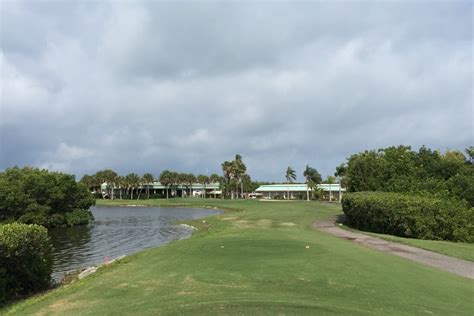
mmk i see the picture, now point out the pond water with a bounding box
[49,206,221,281]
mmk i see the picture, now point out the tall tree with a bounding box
[241,174,255,197]
[308,179,321,199]
[142,173,154,199]
[116,175,125,199]
[90,173,102,195]
[159,170,172,199]
[222,161,235,199]
[326,176,336,202]
[125,173,140,200]
[170,172,179,198]
[187,174,196,197]
[285,166,297,200]
[334,163,347,202]
[210,173,220,198]
[197,175,209,198]
[335,163,347,185]
[234,154,247,198]
[178,173,187,197]
[79,174,93,190]
[303,165,322,201]
[103,170,118,200]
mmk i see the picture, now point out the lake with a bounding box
[49,206,221,281]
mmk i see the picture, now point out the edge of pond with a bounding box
[1,202,234,313]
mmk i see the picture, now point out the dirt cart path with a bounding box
[313,219,474,280]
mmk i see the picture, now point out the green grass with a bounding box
[2,199,473,315]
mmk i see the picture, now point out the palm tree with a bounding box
[210,173,220,198]
[303,165,322,201]
[91,173,102,196]
[125,173,140,200]
[197,175,209,198]
[142,173,154,199]
[137,175,144,200]
[241,174,251,198]
[176,173,185,197]
[159,170,172,199]
[234,154,247,198]
[116,175,125,199]
[103,169,118,200]
[334,163,347,202]
[326,176,336,202]
[285,166,297,200]
[307,179,317,200]
[170,172,179,198]
[187,174,196,197]
[303,165,312,202]
[222,161,234,199]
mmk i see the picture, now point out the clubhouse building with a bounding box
[255,183,345,201]
[101,182,221,198]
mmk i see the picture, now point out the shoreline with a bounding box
[50,204,220,284]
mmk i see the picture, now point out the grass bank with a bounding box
[3,199,473,315]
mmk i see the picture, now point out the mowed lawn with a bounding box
[3,199,473,315]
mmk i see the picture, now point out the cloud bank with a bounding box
[1,1,472,181]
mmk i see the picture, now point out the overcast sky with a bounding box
[1,1,472,181]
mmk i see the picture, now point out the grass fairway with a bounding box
[3,199,473,315]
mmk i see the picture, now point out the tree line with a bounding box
[80,170,222,200]
[79,154,260,200]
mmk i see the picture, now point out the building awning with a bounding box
[255,184,345,192]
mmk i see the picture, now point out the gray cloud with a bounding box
[1,1,472,181]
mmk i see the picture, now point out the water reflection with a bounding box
[49,206,220,281]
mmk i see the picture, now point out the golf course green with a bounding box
[3,199,473,315]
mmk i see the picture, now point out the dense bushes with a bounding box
[342,192,474,242]
[17,209,94,227]
[0,223,52,304]
[64,209,94,226]
[0,167,95,227]
[344,146,474,207]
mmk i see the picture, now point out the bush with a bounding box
[0,167,95,227]
[64,209,94,227]
[0,223,52,304]
[18,211,66,227]
[342,192,474,242]
[17,211,50,227]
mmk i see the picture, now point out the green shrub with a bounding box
[0,223,52,305]
[18,211,66,227]
[341,192,474,242]
[64,209,94,227]
[0,167,95,227]
[17,211,50,227]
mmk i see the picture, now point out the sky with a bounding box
[1,1,473,182]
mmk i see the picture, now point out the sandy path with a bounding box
[313,219,474,280]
